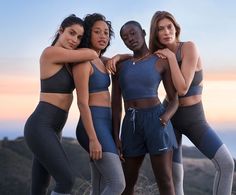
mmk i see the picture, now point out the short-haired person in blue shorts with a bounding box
[111,20,179,195]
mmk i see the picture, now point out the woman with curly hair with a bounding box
[72,13,126,195]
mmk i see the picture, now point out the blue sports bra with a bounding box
[176,42,203,98]
[118,55,162,101]
[41,65,75,94]
[89,63,110,93]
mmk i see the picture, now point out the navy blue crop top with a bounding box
[118,55,161,101]
[89,63,110,93]
[41,66,75,94]
[176,42,203,98]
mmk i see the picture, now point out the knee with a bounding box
[173,147,182,164]
[159,180,173,193]
[172,162,184,183]
[55,174,75,193]
[119,176,126,192]
[158,174,173,190]
[110,176,126,194]
[221,154,235,173]
[213,145,235,173]
[31,178,50,195]
[64,174,75,192]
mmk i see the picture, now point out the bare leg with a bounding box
[150,150,175,195]
[122,155,145,195]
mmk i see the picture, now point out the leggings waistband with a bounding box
[89,106,111,119]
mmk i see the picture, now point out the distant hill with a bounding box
[0,137,235,195]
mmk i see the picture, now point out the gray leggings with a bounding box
[171,102,234,195]
[76,106,125,195]
[90,153,125,195]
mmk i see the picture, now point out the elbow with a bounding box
[178,91,187,96]
[77,100,88,110]
[167,93,179,106]
[174,98,179,107]
[177,87,188,96]
[173,96,179,108]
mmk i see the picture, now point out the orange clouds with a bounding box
[0,73,236,126]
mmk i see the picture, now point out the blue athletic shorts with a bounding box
[121,104,177,157]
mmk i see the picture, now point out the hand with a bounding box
[154,48,174,59]
[115,137,125,162]
[154,51,167,59]
[159,116,168,127]
[89,139,102,160]
[105,55,120,74]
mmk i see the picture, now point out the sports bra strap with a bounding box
[176,42,184,64]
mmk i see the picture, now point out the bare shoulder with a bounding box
[182,41,199,56]
[156,57,168,67]
[40,46,59,60]
[41,46,55,56]
[72,61,92,79]
[73,61,91,70]
[40,46,51,64]
[158,57,168,64]
[155,57,169,73]
[183,41,198,51]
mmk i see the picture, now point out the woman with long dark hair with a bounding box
[24,14,98,195]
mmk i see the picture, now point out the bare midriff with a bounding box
[89,91,111,107]
[124,97,161,110]
[40,93,73,111]
[179,95,202,107]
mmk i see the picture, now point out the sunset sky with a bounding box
[0,0,236,140]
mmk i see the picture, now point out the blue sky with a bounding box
[1,0,236,76]
[1,1,236,156]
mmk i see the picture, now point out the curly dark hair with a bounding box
[79,13,114,56]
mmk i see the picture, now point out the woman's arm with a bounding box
[111,71,124,161]
[40,46,98,65]
[156,41,199,96]
[160,59,179,125]
[72,61,102,160]
[105,53,132,74]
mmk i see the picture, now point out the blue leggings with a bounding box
[171,101,223,162]
[76,106,125,195]
[170,101,234,195]
[24,102,74,195]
